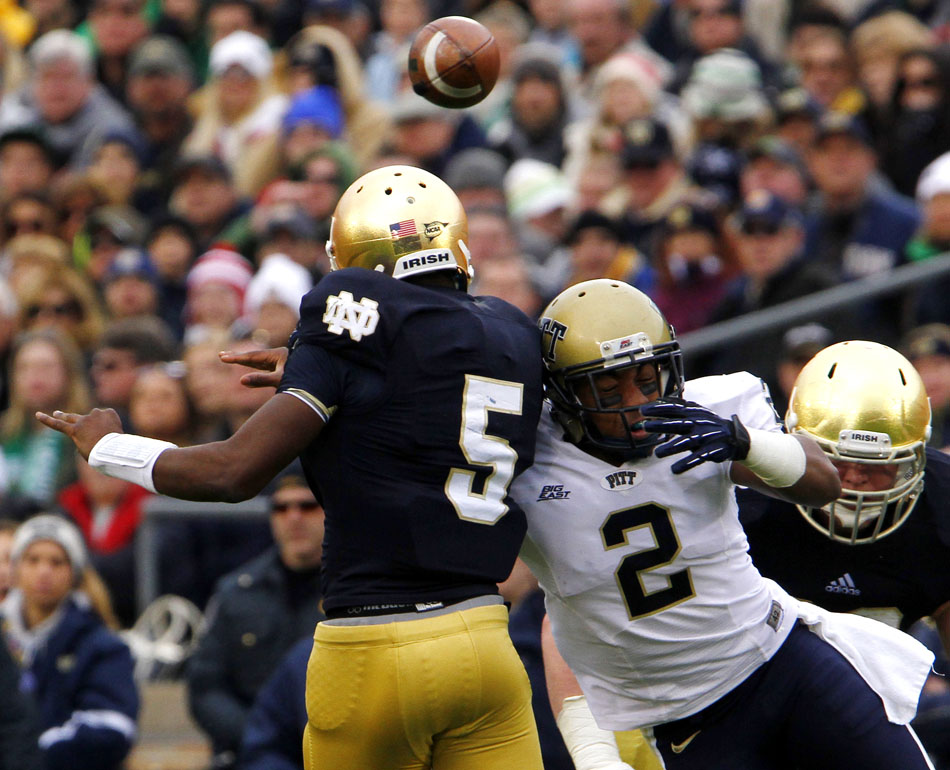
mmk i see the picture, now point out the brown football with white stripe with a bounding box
[407,16,500,109]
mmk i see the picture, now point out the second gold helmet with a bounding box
[787,340,931,544]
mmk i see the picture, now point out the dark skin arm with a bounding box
[36,390,324,503]
[729,434,841,508]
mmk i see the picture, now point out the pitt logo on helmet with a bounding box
[323,291,380,342]
[539,317,568,361]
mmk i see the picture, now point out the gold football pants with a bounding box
[303,601,543,770]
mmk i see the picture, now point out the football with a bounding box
[407,16,500,109]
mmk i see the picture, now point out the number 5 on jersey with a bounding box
[446,375,523,525]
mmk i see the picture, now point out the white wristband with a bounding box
[556,696,631,770]
[88,432,176,494]
[739,429,806,488]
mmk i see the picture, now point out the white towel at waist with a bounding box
[795,601,935,724]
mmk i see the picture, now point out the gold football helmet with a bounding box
[539,279,684,454]
[787,340,931,544]
[327,165,473,287]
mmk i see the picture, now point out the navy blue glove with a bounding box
[640,400,751,474]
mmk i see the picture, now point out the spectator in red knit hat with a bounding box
[184,248,253,344]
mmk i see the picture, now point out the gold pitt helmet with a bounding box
[787,340,931,544]
[327,165,473,287]
[538,279,684,454]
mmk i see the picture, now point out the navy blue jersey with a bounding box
[278,269,544,612]
[739,447,950,629]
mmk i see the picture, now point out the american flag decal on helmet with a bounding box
[390,220,418,238]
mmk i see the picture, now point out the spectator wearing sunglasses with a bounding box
[700,189,850,403]
[16,268,106,356]
[0,192,58,249]
[186,464,325,770]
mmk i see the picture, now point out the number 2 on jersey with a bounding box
[445,375,523,525]
[602,503,695,620]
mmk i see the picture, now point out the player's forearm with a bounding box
[152,443,267,502]
[733,435,840,507]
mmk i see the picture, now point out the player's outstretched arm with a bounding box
[219,347,289,389]
[36,393,324,502]
[641,401,840,507]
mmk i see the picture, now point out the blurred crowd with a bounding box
[0,0,949,766]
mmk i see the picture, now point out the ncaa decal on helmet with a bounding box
[538,279,684,455]
[787,340,931,544]
[326,165,473,287]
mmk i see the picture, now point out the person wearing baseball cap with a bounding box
[1,513,138,769]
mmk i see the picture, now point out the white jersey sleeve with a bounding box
[513,373,799,731]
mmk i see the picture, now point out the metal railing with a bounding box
[135,496,269,616]
[677,252,950,357]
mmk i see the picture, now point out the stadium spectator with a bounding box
[90,316,177,425]
[128,362,195,445]
[613,117,710,255]
[441,147,509,211]
[1,514,138,769]
[57,456,152,627]
[651,201,733,335]
[804,111,920,286]
[504,158,573,267]
[0,331,90,513]
[0,127,57,201]
[282,25,391,167]
[0,609,42,770]
[143,215,199,339]
[363,0,429,104]
[242,253,312,347]
[183,248,253,344]
[183,31,287,197]
[100,248,162,322]
[1,29,136,169]
[706,189,846,408]
[551,208,653,299]
[488,45,571,168]
[739,134,811,207]
[251,204,326,280]
[566,0,670,104]
[85,0,151,105]
[16,268,105,355]
[387,89,488,178]
[881,46,950,198]
[124,36,196,206]
[186,468,325,770]
[0,192,58,250]
[168,155,251,254]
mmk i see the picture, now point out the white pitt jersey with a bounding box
[514,372,800,731]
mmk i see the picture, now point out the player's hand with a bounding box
[641,400,751,474]
[219,347,288,388]
[34,407,122,460]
